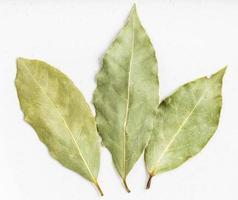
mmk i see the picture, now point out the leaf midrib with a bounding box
[22,62,96,182]
[122,15,135,178]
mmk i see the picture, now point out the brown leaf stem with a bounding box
[123,179,131,193]
[95,181,104,196]
[146,174,153,189]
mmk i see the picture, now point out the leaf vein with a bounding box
[122,16,135,178]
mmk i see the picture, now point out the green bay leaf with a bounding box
[15,58,103,195]
[145,67,226,188]
[93,5,159,191]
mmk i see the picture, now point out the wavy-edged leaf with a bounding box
[93,5,159,191]
[145,67,226,188]
[15,58,103,195]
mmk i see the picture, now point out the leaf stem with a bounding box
[123,179,131,193]
[94,181,104,196]
[146,174,153,189]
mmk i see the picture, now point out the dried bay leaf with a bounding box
[15,58,103,196]
[93,5,159,191]
[145,67,226,188]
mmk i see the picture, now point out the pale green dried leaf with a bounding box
[15,58,103,195]
[93,5,159,191]
[145,67,226,188]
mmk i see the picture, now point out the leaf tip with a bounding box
[130,3,137,16]
[132,3,137,9]
[211,66,227,80]
[218,65,227,75]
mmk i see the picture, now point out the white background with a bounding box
[0,0,237,199]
